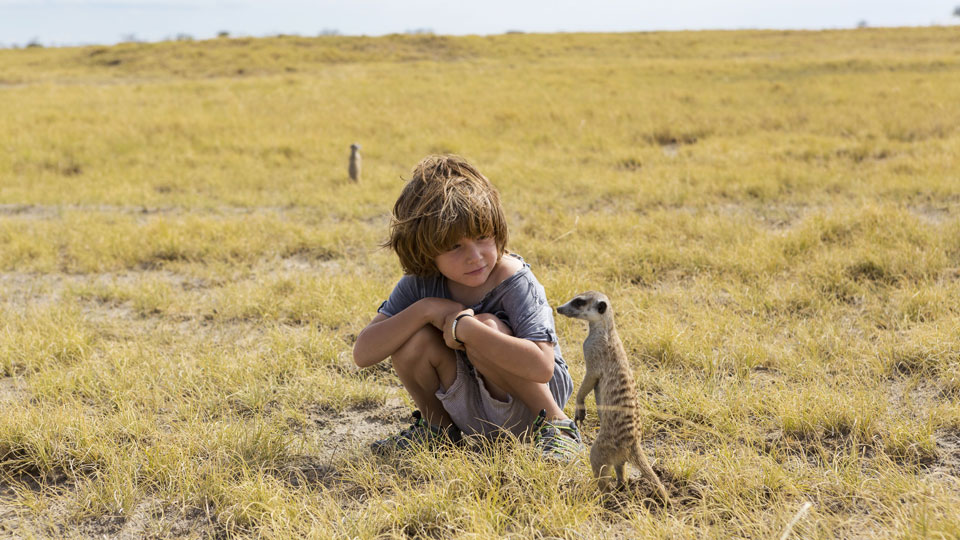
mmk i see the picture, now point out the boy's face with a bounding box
[434,236,499,289]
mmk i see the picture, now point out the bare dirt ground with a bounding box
[934,429,960,478]
[0,378,20,406]
[0,490,26,540]
[0,488,225,540]
[307,397,411,459]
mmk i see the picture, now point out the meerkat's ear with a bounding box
[596,301,607,314]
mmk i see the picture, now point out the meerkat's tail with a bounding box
[630,443,671,506]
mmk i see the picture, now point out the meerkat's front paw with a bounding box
[574,406,586,424]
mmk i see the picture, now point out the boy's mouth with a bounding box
[466,266,487,276]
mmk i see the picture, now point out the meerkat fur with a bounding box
[557,291,670,503]
[349,143,362,182]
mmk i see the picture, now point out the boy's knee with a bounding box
[392,325,446,367]
[474,313,513,336]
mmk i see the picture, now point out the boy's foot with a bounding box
[531,409,584,461]
[371,410,462,456]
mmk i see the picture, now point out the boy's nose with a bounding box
[463,241,481,262]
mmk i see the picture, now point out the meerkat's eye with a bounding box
[571,298,586,308]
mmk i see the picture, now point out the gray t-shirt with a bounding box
[378,255,568,371]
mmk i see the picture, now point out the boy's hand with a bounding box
[443,308,475,351]
[424,298,465,330]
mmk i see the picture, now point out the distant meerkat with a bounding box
[557,291,670,503]
[348,143,361,182]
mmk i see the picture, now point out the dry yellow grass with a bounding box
[1,27,959,538]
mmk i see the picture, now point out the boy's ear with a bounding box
[596,301,607,314]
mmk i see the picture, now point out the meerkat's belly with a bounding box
[595,373,640,442]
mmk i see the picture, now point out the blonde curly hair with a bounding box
[386,154,509,276]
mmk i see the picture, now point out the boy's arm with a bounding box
[448,313,556,383]
[353,297,464,368]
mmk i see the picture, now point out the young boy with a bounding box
[352,154,582,459]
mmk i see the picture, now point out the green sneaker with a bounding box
[531,409,584,461]
[371,410,462,456]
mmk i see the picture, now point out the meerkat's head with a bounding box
[556,291,612,322]
[351,143,361,152]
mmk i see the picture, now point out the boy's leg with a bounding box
[391,324,459,428]
[467,314,582,459]
[467,314,567,421]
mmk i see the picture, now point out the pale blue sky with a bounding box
[1,0,956,48]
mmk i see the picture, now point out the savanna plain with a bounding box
[1,27,959,539]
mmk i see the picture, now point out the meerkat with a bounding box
[348,143,361,182]
[557,291,670,503]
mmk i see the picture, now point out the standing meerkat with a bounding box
[557,291,670,503]
[348,143,361,182]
